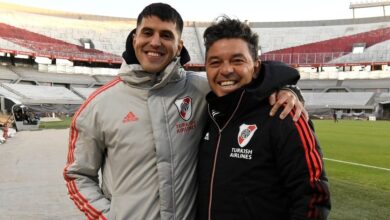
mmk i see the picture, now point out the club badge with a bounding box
[175,96,192,121]
[237,124,258,147]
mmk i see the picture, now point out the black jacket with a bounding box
[198,61,331,220]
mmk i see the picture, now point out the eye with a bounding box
[232,58,245,65]
[161,32,174,40]
[207,59,221,67]
[141,29,153,37]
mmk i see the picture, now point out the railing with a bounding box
[0,47,122,64]
[260,51,390,66]
[2,47,390,66]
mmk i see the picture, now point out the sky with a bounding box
[1,0,389,22]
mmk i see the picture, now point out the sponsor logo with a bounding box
[229,124,258,160]
[204,132,209,140]
[175,96,192,121]
[122,111,138,123]
[230,148,252,160]
[176,120,196,133]
[211,110,220,118]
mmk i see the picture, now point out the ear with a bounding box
[176,39,184,57]
[132,29,138,48]
[253,59,261,78]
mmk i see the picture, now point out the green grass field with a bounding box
[313,120,390,220]
[39,118,390,219]
[38,117,73,129]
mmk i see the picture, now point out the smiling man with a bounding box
[63,3,307,220]
[198,17,331,220]
[205,37,260,97]
[132,15,183,73]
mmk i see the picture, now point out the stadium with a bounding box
[0,1,389,220]
[1,1,390,127]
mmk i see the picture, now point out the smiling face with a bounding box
[205,38,260,97]
[133,15,183,73]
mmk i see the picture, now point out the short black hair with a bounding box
[203,16,259,61]
[137,3,184,36]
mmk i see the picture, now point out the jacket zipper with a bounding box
[208,132,221,220]
[207,91,245,220]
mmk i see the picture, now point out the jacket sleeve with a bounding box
[63,103,111,220]
[273,112,331,220]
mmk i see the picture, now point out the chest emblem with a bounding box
[238,124,258,147]
[122,111,138,123]
[175,96,192,121]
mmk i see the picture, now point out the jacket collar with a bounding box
[118,58,185,89]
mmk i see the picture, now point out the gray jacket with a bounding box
[64,58,209,220]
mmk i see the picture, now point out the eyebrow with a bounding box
[207,53,246,61]
[160,30,175,37]
[230,53,246,59]
[139,27,174,34]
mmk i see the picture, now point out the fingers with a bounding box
[269,101,281,117]
[269,90,290,117]
[303,108,309,122]
[268,92,276,106]
[269,95,292,118]
[269,89,302,120]
[278,97,295,119]
[292,105,302,122]
[269,94,286,117]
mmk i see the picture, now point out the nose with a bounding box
[150,33,161,47]
[220,62,234,76]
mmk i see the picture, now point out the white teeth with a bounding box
[220,81,235,86]
[148,52,160,57]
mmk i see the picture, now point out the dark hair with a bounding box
[203,17,259,61]
[137,3,184,36]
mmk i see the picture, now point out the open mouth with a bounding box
[219,80,237,87]
[147,51,163,57]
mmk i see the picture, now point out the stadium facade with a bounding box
[0,2,390,120]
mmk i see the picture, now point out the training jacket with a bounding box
[198,61,331,220]
[63,45,210,219]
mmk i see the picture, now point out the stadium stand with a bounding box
[7,65,98,86]
[0,82,83,115]
[303,92,375,108]
[0,2,389,120]
[341,78,390,92]
[262,27,390,64]
[0,85,22,101]
[0,65,19,83]
[1,83,83,104]
[298,78,390,93]
[331,39,390,63]
[252,18,390,65]
[0,22,121,63]
[92,74,117,84]
[181,23,205,65]
[0,37,34,53]
[303,92,376,118]
[72,87,98,100]
[298,80,340,92]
